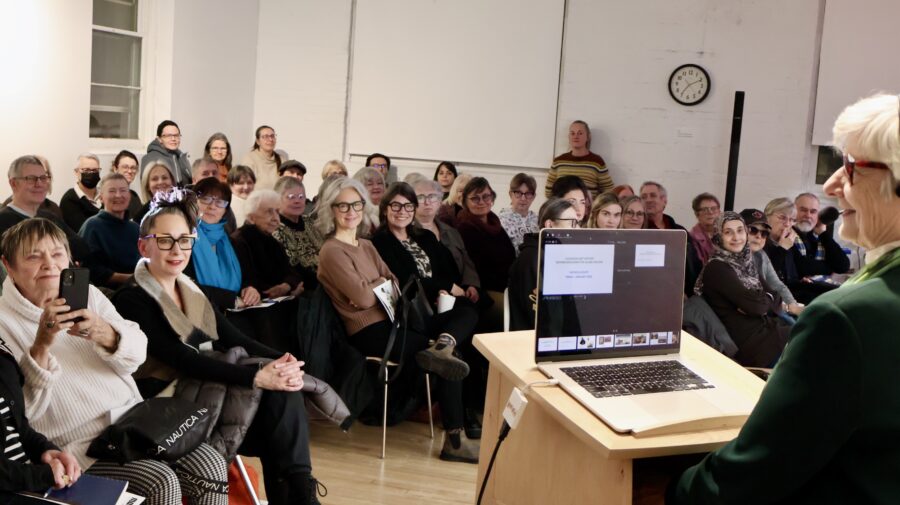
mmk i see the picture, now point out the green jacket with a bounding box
[672,259,900,504]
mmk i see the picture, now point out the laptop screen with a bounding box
[534,228,687,362]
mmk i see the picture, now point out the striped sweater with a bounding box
[545,151,614,198]
[0,278,147,469]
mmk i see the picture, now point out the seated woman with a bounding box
[111,192,323,505]
[0,218,229,505]
[587,192,623,229]
[135,162,175,223]
[271,176,318,290]
[78,173,141,287]
[498,173,539,253]
[549,175,591,227]
[508,199,578,331]
[352,167,386,206]
[227,165,256,226]
[741,208,804,318]
[693,212,790,367]
[433,161,457,200]
[110,150,143,218]
[620,195,646,229]
[455,177,517,332]
[437,172,472,228]
[316,177,478,463]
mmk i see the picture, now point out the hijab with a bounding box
[694,211,762,295]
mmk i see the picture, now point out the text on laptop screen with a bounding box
[535,229,686,361]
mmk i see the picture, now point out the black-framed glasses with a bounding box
[511,190,535,199]
[143,234,197,250]
[842,153,891,185]
[553,218,581,228]
[417,193,442,204]
[370,163,388,169]
[160,133,182,139]
[388,202,416,213]
[14,175,51,185]
[748,226,770,238]
[333,200,365,213]
[198,195,229,209]
[468,194,495,205]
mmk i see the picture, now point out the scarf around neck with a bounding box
[194,219,242,292]
[695,211,762,295]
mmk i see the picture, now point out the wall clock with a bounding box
[668,64,711,106]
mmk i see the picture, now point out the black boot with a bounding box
[289,472,327,505]
[464,408,482,440]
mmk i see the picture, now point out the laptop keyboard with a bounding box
[561,360,714,398]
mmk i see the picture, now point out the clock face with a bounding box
[668,64,710,106]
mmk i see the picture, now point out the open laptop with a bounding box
[535,228,756,436]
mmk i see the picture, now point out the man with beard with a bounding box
[793,193,850,277]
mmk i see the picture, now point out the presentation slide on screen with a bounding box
[542,244,615,295]
[635,244,666,267]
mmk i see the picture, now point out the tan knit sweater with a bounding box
[240,149,282,191]
[317,238,397,336]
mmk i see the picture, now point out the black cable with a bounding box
[477,421,512,505]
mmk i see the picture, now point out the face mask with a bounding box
[81,171,101,189]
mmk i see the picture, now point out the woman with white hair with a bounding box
[672,93,900,503]
[352,166,386,206]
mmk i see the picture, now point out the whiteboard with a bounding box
[812,0,900,146]
[346,0,565,168]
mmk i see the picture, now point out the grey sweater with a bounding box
[754,250,797,305]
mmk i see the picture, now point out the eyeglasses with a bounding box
[259,134,277,141]
[115,165,138,172]
[842,153,891,184]
[160,133,182,139]
[416,193,442,204]
[773,213,795,224]
[468,193,495,205]
[370,163,388,169]
[143,234,197,250]
[284,193,306,201]
[624,210,645,218]
[554,218,581,228]
[388,202,416,213]
[77,168,100,173]
[748,226,770,238]
[198,195,229,209]
[14,175,52,185]
[333,200,365,213]
[511,190,535,199]
[697,206,720,214]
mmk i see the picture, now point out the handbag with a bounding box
[87,397,213,463]
[377,276,432,384]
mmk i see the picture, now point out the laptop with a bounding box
[535,228,756,436]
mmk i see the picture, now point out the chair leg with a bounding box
[381,381,389,459]
[235,455,261,505]
[425,373,434,439]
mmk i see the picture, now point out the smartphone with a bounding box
[59,268,90,323]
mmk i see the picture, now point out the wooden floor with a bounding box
[244,420,479,504]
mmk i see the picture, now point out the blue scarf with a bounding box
[193,219,242,293]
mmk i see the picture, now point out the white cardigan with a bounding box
[0,277,147,468]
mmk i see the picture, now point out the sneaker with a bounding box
[416,334,470,381]
[439,430,480,464]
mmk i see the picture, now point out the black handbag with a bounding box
[87,397,213,463]
[377,276,432,384]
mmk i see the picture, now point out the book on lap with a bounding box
[13,474,142,505]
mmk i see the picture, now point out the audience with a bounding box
[0,218,229,505]
[612,184,635,198]
[135,162,175,223]
[498,173,539,253]
[508,198,578,331]
[203,132,233,182]
[366,152,396,185]
[1,155,63,221]
[241,125,284,190]
[694,212,790,367]
[793,192,850,277]
[271,176,318,290]
[110,150,143,218]
[111,194,323,504]
[588,192,623,229]
[279,159,307,182]
[78,173,140,287]
[140,120,191,186]
[321,159,348,179]
[434,161,458,199]
[59,153,102,232]
[353,166,386,206]
[438,172,472,227]
[549,175,591,227]
[620,195,646,229]
[689,192,721,264]
[315,177,477,462]
[640,181,684,230]
[228,164,256,226]
[545,120,614,198]
[741,208,804,317]
[456,177,516,332]
[191,156,219,185]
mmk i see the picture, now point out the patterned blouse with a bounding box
[498,207,538,254]
[272,215,322,270]
[401,239,433,278]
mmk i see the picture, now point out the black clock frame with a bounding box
[668,64,711,106]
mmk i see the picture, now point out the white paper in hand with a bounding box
[373,279,399,322]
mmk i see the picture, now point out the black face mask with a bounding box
[81,171,101,189]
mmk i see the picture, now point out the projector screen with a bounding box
[812,0,900,146]
[346,0,565,168]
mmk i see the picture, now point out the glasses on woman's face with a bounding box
[388,201,416,213]
[259,134,277,141]
[333,200,365,213]
[511,190,535,200]
[774,213,795,224]
[417,193,442,204]
[469,193,494,205]
[842,153,891,184]
[624,210,645,219]
[554,218,580,228]
[198,195,229,209]
[748,226,770,238]
[143,234,196,250]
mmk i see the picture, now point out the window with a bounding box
[815,145,842,185]
[90,0,142,139]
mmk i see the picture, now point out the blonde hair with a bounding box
[588,192,623,228]
[445,172,472,205]
[314,177,379,237]
[764,197,794,218]
[322,159,347,178]
[832,93,900,197]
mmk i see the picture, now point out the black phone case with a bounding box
[59,268,90,320]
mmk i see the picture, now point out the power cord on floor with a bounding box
[476,379,559,505]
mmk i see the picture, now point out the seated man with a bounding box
[78,173,141,287]
[793,192,850,277]
[191,156,220,186]
[640,181,685,230]
[59,153,102,232]
[278,159,307,182]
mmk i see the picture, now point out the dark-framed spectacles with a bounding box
[333,200,365,213]
[388,202,416,213]
[842,153,891,185]
[511,190,535,199]
[14,174,52,185]
[370,163,388,169]
[198,195,229,209]
[143,234,197,250]
[553,218,581,228]
[468,193,495,205]
[416,193,442,204]
[748,226,770,238]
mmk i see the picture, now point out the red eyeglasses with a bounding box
[842,153,891,184]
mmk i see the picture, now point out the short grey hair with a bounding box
[764,197,794,217]
[76,153,101,167]
[832,93,900,199]
[314,177,379,237]
[403,172,429,186]
[274,175,304,195]
[8,155,44,179]
[353,166,384,185]
[640,181,667,198]
[794,192,819,204]
[245,189,280,218]
[412,178,443,195]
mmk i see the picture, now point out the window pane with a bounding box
[816,145,842,185]
[90,85,140,139]
[92,31,141,87]
[93,0,138,31]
